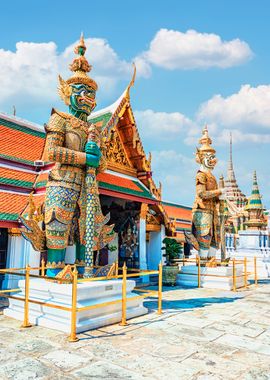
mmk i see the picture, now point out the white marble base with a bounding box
[177,264,245,290]
[4,278,147,333]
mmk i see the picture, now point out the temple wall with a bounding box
[139,218,147,271]
[3,234,40,289]
[65,245,76,264]
[147,225,166,270]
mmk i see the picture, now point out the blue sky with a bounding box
[0,0,269,208]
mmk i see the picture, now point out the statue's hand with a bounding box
[219,188,227,201]
[85,141,100,156]
[86,153,100,168]
[85,141,101,167]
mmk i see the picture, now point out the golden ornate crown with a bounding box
[66,33,98,90]
[58,33,98,105]
[195,125,216,163]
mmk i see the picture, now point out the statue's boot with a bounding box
[76,243,86,277]
[46,248,66,277]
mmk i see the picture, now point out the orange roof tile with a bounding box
[0,167,36,188]
[0,124,45,165]
[163,204,192,221]
[0,192,28,220]
[97,172,143,192]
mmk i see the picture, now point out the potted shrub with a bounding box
[162,237,183,286]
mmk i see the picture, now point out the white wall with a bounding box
[147,225,165,270]
[139,218,147,270]
[3,235,40,289]
[65,245,76,264]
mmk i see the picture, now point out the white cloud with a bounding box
[195,84,270,144]
[151,149,197,205]
[134,109,196,140]
[0,41,58,102]
[0,36,148,113]
[0,30,253,118]
[198,84,270,128]
[139,29,253,70]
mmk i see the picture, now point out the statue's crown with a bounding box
[195,125,216,163]
[66,33,98,90]
[198,125,215,154]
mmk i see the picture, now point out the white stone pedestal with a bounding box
[4,278,147,333]
[235,230,270,279]
[177,265,245,290]
[232,250,270,279]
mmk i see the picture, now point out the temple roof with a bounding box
[89,88,127,129]
[0,191,29,222]
[162,201,192,241]
[224,133,247,208]
[0,113,45,167]
[0,166,36,190]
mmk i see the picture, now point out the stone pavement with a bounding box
[0,282,270,380]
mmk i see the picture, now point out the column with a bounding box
[139,204,148,283]
[23,239,40,274]
[3,230,24,289]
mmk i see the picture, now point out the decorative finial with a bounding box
[126,63,137,98]
[69,33,92,77]
[198,124,215,155]
[74,32,86,56]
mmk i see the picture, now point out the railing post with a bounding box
[244,257,248,288]
[254,257,258,286]
[120,262,128,326]
[197,255,201,288]
[41,258,45,277]
[21,265,32,328]
[115,260,119,277]
[68,265,79,342]
[232,258,236,292]
[157,262,162,315]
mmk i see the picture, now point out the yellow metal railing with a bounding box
[173,255,258,292]
[0,261,163,342]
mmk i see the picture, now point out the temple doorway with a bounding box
[99,195,141,269]
[0,229,8,289]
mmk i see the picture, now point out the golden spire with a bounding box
[66,33,98,90]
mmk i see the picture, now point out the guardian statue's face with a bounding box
[70,83,96,116]
[202,152,217,170]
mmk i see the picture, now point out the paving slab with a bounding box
[0,358,54,380]
[72,360,149,379]
[215,333,270,355]
[1,282,270,379]
[40,349,93,371]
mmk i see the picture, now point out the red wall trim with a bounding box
[0,221,19,228]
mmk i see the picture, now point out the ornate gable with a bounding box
[103,127,135,176]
